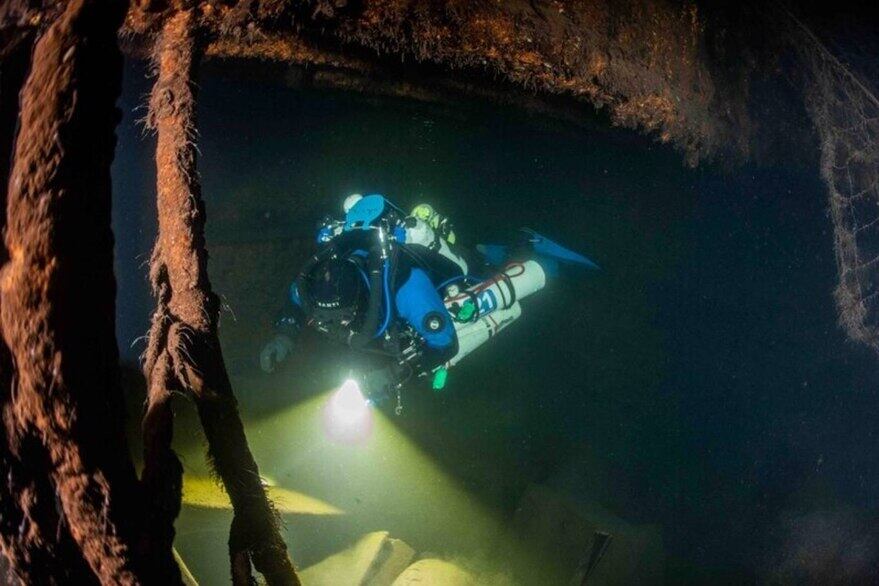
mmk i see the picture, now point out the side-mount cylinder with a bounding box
[441,260,546,368]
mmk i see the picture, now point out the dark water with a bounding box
[112,61,879,584]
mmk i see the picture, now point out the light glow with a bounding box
[180,475,344,515]
[226,387,559,585]
[323,378,373,444]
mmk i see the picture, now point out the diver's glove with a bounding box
[259,334,294,373]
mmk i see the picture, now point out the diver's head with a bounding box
[411,203,435,222]
[343,193,363,213]
[305,258,366,326]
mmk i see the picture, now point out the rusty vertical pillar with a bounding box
[144,9,300,586]
[0,31,95,586]
[0,0,149,583]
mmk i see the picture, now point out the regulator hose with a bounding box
[347,242,384,349]
[373,258,392,339]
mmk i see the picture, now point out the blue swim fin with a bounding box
[476,244,510,267]
[520,228,600,270]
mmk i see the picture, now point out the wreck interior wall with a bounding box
[109,58,879,583]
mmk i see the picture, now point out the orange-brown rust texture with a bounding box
[143,9,300,586]
[0,0,147,583]
[329,0,740,164]
[137,12,189,585]
[122,0,745,164]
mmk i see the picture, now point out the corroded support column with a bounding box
[0,0,148,583]
[144,9,300,586]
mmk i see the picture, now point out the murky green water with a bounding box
[112,61,879,584]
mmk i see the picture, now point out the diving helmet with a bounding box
[305,258,366,326]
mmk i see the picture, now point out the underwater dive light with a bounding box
[323,378,373,444]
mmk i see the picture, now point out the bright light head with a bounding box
[323,378,373,444]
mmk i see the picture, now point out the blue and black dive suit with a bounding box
[276,222,467,373]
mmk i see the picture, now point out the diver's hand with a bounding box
[259,334,294,373]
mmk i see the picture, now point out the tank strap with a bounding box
[497,271,517,309]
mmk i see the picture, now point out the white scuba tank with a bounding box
[441,260,546,367]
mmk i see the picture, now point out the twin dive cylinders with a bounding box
[441,260,546,368]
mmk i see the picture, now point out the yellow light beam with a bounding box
[181,475,345,515]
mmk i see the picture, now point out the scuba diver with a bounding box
[260,193,597,409]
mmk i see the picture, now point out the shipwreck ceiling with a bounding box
[118,0,753,165]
